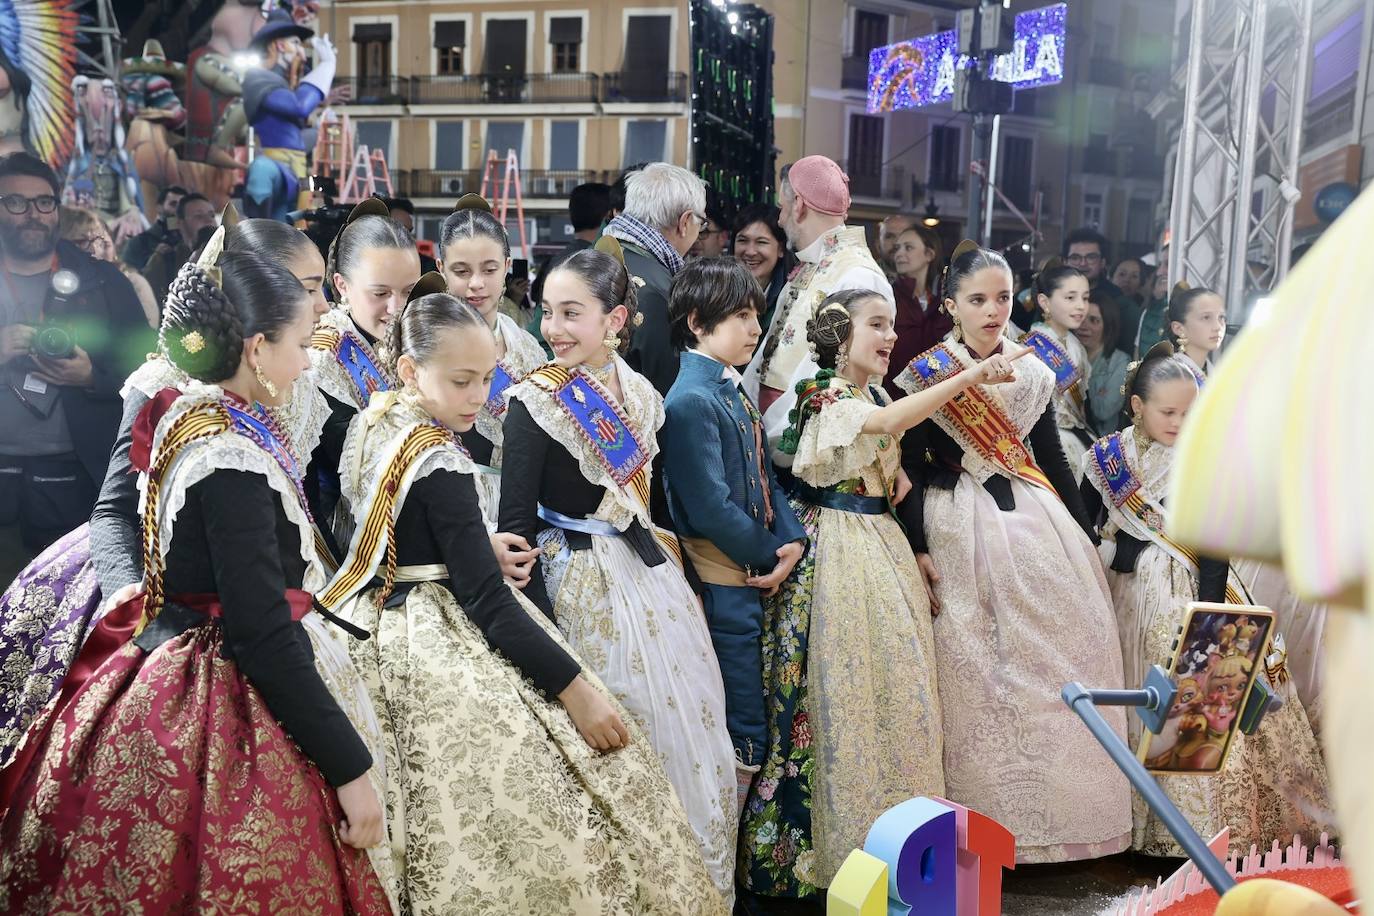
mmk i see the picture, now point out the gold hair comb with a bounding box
[453,193,493,214]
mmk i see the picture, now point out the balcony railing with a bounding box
[839,161,908,203]
[394,169,603,199]
[337,72,689,107]
[841,55,871,91]
[339,75,410,106]
[410,73,601,105]
[1082,144,1118,175]
[599,71,689,104]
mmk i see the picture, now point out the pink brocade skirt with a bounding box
[0,624,391,914]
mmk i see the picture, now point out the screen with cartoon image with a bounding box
[1137,604,1274,775]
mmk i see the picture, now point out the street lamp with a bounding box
[922,199,940,228]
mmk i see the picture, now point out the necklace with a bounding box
[581,359,616,386]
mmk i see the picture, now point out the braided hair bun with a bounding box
[553,239,641,353]
[807,288,880,370]
[160,251,311,385]
[161,260,244,383]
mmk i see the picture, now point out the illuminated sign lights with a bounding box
[866,3,1067,113]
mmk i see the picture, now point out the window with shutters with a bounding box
[550,17,583,74]
[553,43,579,73]
[847,113,883,198]
[623,120,667,168]
[928,124,961,191]
[434,21,467,76]
[352,23,392,83]
[435,122,465,171]
[1000,135,1033,210]
[1303,9,1362,149]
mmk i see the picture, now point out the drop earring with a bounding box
[603,331,620,354]
[253,364,279,399]
[1132,412,1149,443]
[950,310,963,342]
[836,348,849,373]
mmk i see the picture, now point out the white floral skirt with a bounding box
[546,531,738,903]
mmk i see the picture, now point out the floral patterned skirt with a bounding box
[341,579,729,916]
[0,623,392,914]
[0,524,103,770]
[740,498,945,897]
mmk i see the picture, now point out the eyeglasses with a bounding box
[1066,251,1103,265]
[692,212,709,231]
[0,194,59,215]
[72,234,112,254]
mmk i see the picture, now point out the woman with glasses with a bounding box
[58,206,158,328]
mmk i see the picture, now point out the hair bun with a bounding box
[1172,280,1191,294]
[1141,340,1175,361]
[808,300,852,351]
[453,193,493,213]
[408,271,449,304]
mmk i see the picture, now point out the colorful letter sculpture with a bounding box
[828,796,1015,916]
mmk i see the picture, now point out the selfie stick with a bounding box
[1063,667,1280,896]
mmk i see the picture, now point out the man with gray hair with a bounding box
[602,161,705,394]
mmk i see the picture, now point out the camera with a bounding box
[32,323,75,360]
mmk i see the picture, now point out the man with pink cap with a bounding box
[742,156,892,424]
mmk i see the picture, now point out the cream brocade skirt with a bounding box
[807,505,946,886]
[924,474,1133,863]
[549,533,738,903]
[301,612,400,912]
[340,577,728,916]
[1106,545,1332,857]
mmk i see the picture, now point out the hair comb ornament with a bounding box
[1172,280,1191,294]
[453,193,493,214]
[194,225,228,288]
[219,202,240,231]
[1121,340,1179,396]
[348,197,391,223]
[407,272,449,305]
[1039,255,1064,272]
[594,234,628,268]
[950,239,982,261]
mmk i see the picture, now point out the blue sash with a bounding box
[530,366,650,491]
[485,363,514,419]
[225,401,312,521]
[338,334,390,406]
[1090,431,1140,508]
[538,504,622,538]
[1022,329,1083,394]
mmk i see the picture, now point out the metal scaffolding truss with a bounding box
[1168,0,1313,317]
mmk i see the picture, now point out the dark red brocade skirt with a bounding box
[0,611,391,914]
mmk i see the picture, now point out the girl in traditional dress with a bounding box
[0,242,396,912]
[497,240,738,901]
[1023,261,1094,482]
[1081,343,1331,857]
[739,288,1021,899]
[321,286,728,915]
[1168,286,1227,384]
[310,198,420,549]
[895,241,1132,864]
[434,194,547,527]
[0,216,330,770]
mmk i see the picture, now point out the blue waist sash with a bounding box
[537,505,622,538]
[792,481,887,515]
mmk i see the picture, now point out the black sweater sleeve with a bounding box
[1079,476,1107,531]
[89,391,149,596]
[201,470,371,787]
[419,470,579,698]
[497,398,555,617]
[1197,555,1230,605]
[898,424,930,554]
[1027,402,1097,541]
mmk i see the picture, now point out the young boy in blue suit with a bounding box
[661,259,806,812]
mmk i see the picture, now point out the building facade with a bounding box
[324,0,689,250]
[754,0,1173,266]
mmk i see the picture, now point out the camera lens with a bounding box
[33,326,75,360]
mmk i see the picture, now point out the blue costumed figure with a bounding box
[241,8,334,221]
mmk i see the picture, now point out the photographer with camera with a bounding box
[0,152,152,564]
[120,184,186,271]
[141,192,217,307]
